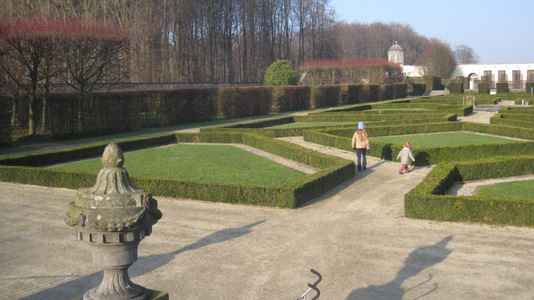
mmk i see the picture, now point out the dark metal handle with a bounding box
[308,269,321,300]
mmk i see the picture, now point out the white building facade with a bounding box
[450,63,534,90]
[388,43,534,91]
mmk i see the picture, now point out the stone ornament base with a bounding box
[74,289,169,300]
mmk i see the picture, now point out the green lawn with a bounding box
[476,180,534,200]
[270,122,354,129]
[371,132,520,147]
[369,108,430,111]
[51,144,307,186]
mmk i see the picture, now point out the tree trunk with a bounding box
[28,95,35,135]
[10,95,18,128]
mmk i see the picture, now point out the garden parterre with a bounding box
[1,95,533,225]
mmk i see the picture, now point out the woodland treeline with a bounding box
[1,0,467,84]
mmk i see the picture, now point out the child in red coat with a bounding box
[397,142,415,174]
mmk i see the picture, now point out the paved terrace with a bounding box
[1,101,534,299]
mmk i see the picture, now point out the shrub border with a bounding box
[200,113,457,138]
[404,156,534,226]
[303,122,534,165]
[0,132,354,208]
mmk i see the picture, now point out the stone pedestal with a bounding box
[77,228,148,300]
[66,144,164,300]
[75,290,169,300]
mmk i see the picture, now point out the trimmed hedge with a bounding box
[496,83,509,94]
[410,95,500,105]
[448,83,464,94]
[200,114,456,138]
[0,134,178,167]
[0,95,12,147]
[47,91,141,139]
[219,86,272,119]
[478,83,489,94]
[303,122,534,165]
[0,132,355,208]
[313,98,471,116]
[497,110,534,125]
[311,85,341,108]
[45,88,220,139]
[499,106,534,114]
[423,76,442,90]
[369,103,473,116]
[412,84,426,96]
[462,122,534,140]
[347,85,367,104]
[404,156,534,226]
[295,113,456,122]
[13,83,409,139]
[271,86,311,112]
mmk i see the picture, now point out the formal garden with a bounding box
[1,85,534,226]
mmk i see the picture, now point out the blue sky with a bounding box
[330,0,534,64]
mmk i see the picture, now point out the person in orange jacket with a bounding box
[351,122,370,171]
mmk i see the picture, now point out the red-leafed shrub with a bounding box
[299,59,404,85]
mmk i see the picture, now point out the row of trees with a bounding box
[1,1,480,138]
[2,0,479,85]
[1,0,336,83]
[0,17,128,135]
[333,21,478,78]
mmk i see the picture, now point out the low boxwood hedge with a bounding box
[295,113,455,122]
[498,107,534,114]
[410,95,500,105]
[303,122,534,165]
[201,114,456,138]
[491,114,534,128]
[320,100,472,116]
[405,156,534,226]
[0,132,355,208]
[461,122,534,140]
[498,113,534,122]
[0,134,178,167]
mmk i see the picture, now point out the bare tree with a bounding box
[1,0,336,84]
[58,18,128,93]
[331,21,430,64]
[455,44,479,64]
[416,39,456,78]
[57,18,129,131]
[0,17,61,135]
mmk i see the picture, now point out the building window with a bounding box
[513,70,521,89]
[484,70,493,88]
[498,70,506,83]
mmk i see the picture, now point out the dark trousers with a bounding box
[356,148,367,171]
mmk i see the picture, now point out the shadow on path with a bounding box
[20,220,266,299]
[300,160,389,207]
[346,235,453,300]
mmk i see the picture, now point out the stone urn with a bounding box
[65,143,163,300]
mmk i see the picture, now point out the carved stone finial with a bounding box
[65,143,162,231]
[65,143,164,299]
[86,144,141,196]
[102,143,124,168]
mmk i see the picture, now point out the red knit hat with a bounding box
[404,142,412,148]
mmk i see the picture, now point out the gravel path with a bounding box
[2,100,534,299]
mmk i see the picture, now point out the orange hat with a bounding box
[404,142,412,148]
